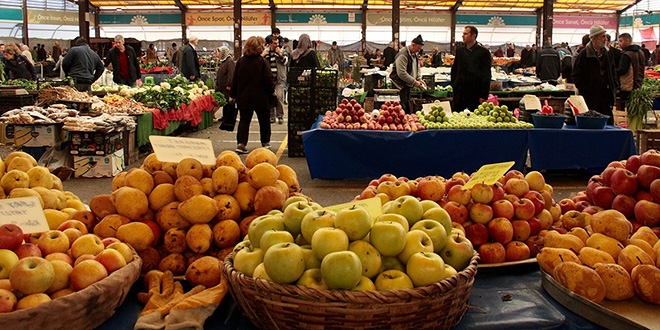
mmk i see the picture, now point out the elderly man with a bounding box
[572,24,618,123]
[389,35,425,113]
[181,35,201,81]
[450,26,492,112]
[104,35,142,86]
[616,33,646,110]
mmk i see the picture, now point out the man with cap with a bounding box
[450,26,492,112]
[389,34,425,113]
[572,24,618,123]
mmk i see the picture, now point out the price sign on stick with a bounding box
[0,197,49,234]
[149,136,216,165]
[462,161,515,190]
[322,197,382,220]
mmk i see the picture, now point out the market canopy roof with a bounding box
[87,0,640,12]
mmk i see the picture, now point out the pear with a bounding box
[579,247,615,268]
[537,247,580,275]
[185,223,213,254]
[631,264,660,305]
[1,169,30,193]
[246,163,280,189]
[624,238,657,261]
[0,155,5,176]
[27,166,54,189]
[276,164,301,193]
[586,233,625,260]
[31,187,59,209]
[544,231,584,253]
[212,165,239,195]
[178,195,219,224]
[94,214,131,238]
[593,263,635,301]
[43,209,70,229]
[8,187,44,208]
[245,147,277,169]
[617,245,655,274]
[590,209,632,242]
[554,261,606,303]
[630,226,659,247]
[116,222,155,252]
[567,227,590,245]
[4,151,37,168]
[6,156,34,172]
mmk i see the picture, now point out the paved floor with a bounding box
[56,112,591,206]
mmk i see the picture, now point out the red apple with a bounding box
[452,171,470,181]
[471,183,494,204]
[0,224,24,250]
[513,198,536,220]
[511,219,531,242]
[503,193,520,204]
[575,200,592,212]
[488,217,514,245]
[550,225,568,234]
[636,165,660,189]
[591,186,616,209]
[585,176,604,202]
[491,182,506,202]
[504,170,525,183]
[537,209,554,230]
[446,184,472,205]
[70,260,108,291]
[444,178,465,194]
[558,198,576,214]
[539,190,554,210]
[651,179,660,203]
[443,201,468,224]
[640,149,660,167]
[56,220,89,235]
[504,178,530,198]
[610,168,639,196]
[464,223,489,247]
[492,199,515,220]
[528,217,542,236]
[608,160,625,168]
[478,242,506,264]
[626,155,642,173]
[525,235,545,257]
[572,192,589,204]
[636,190,655,202]
[101,237,121,248]
[95,249,127,274]
[378,174,398,184]
[416,178,445,202]
[505,241,531,262]
[582,205,604,215]
[45,252,74,266]
[611,194,637,219]
[523,191,546,215]
[630,220,643,233]
[634,200,660,227]
[601,166,618,186]
[469,203,493,224]
[13,243,42,259]
[368,179,379,187]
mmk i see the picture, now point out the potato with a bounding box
[554,261,606,303]
[163,228,188,254]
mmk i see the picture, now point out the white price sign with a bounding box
[149,136,216,165]
[0,197,50,234]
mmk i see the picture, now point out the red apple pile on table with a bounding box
[0,223,134,313]
[355,170,562,264]
[319,99,425,132]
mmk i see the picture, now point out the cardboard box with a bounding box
[73,148,124,178]
[68,130,123,156]
[0,123,12,145]
[122,129,139,166]
[13,124,62,147]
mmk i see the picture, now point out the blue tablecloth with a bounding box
[303,124,637,179]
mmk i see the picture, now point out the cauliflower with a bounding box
[152,85,162,92]
[160,82,171,90]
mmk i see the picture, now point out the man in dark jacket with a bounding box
[62,38,104,93]
[616,33,646,110]
[536,42,561,84]
[104,34,142,86]
[37,44,47,62]
[520,45,532,68]
[181,35,201,81]
[171,42,182,69]
[607,34,622,67]
[641,44,651,65]
[450,26,492,112]
[383,41,396,68]
[572,24,618,124]
[389,35,425,113]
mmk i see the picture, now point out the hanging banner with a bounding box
[28,9,79,25]
[456,14,536,26]
[0,7,23,22]
[275,13,361,24]
[367,12,451,27]
[99,13,180,25]
[185,12,271,26]
[553,15,617,30]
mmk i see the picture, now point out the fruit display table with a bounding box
[97,266,601,329]
[302,124,637,179]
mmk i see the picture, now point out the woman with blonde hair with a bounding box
[231,36,274,153]
[3,42,37,80]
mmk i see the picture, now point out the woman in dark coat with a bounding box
[2,43,37,81]
[231,36,275,153]
[215,46,236,127]
[289,34,320,68]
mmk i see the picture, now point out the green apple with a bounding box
[309,202,323,210]
[348,240,382,278]
[301,245,321,270]
[231,240,252,259]
[374,269,414,290]
[374,213,410,232]
[381,200,395,213]
[406,252,446,287]
[300,210,336,243]
[0,249,20,279]
[260,230,294,254]
[379,256,405,273]
[311,227,349,261]
[387,196,424,226]
[248,215,285,248]
[439,231,475,271]
[320,251,362,290]
[420,200,441,213]
[252,263,272,281]
[335,205,372,241]
[282,196,309,212]
[370,221,406,257]
[263,242,305,284]
[411,219,448,253]
[352,276,376,291]
[422,207,452,237]
[233,245,264,277]
[267,209,283,216]
[296,268,329,290]
[397,230,434,264]
[444,264,457,278]
[295,234,310,246]
[282,202,315,238]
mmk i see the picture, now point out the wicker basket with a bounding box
[222,252,479,330]
[0,252,142,330]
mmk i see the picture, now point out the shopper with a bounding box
[607,34,622,67]
[146,43,157,63]
[616,33,646,110]
[572,24,618,124]
[0,43,5,62]
[536,41,561,84]
[215,46,236,129]
[363,48,373,68]
[520,45,532,67]
[641,44,651,65]
[450,26,491,112]
[31,44,38,62]
[171,42,182,69]
[389,34,425,113]
[289,34,319,68]
[2,43,37,81]
[104,35,142,87]
[181,35,201,81]
[20,44,34,65]
[493,47,504,58]
[37,44,47,62]
[263,34,289,124]
[652,44,660,66]
[431,46,442,67]
[327,41,344,68]
[52,41,62,63]
[231,36,274,154]
[61,38,104,92]
[506,43,516,57]
[530,44,538,66]
[383,41,396,68]
[557,43,573,82]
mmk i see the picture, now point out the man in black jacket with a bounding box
[451,26,492,112]
[181,35,201,81]
[383,42,396,68]
[104,35,142,86]
[62,38,104,93]
[536,42,561,84]
[616,33,646,109]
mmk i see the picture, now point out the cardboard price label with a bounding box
[462,161,515,190]
[149,136,216,165]
[0,196,50,234]
[322,197,382,220]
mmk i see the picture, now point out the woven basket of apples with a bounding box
[222,194,479,330]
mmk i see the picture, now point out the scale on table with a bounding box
[373,89,400,104]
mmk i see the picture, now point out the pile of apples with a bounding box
[355,170,562,264]
[417,110,533,130]
[232,194,475,290]
[84,148,303,277]
[538,209,660,305]
[319,99,425,132]
[0,223,134,312]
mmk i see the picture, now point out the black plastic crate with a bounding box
[287,122,311,158]
[0,95,35,113]
[422,75,436,90]
[288,68,314,87]
[289,86,312,105]
[314,69,339,88]
[288,105,316,122]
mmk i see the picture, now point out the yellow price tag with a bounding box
[322,197,382,220]
[462,161,515,190]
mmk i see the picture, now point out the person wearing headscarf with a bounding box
[289,34,319,68]
[215,46,236,125]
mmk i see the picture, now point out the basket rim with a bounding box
[222,250,479,298]
[531,113,568,117]
[574,114,610,119]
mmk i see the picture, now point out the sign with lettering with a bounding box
[276,13,362,24]
[463,161,515,190]
[28,9,79,25]
[554,15,618,29]
[367,12,451,27]
[149,136,216,165]
[185,12,271,26]
[322,197,382,220]
[0,197,49,234]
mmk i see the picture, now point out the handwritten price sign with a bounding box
[463,161,515,190]
[322,197,383,220]
[0,197,50,234]
[149,136,216,165]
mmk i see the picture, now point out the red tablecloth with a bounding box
[646,69,660,79]
[147,94,218,130]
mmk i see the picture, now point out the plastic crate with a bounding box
[287,122,312,157]
[288,105,316,122]
[314,69,339,88]
[289,87,312,105]
[0,95,35,113]
[288,68,314,87]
